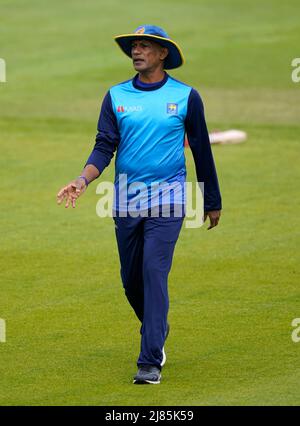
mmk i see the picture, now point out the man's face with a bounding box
[131,39,168,72]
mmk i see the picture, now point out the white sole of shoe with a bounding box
[133,377,161,385]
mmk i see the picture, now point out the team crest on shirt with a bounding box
[167,103,178,114]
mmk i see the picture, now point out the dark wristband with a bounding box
[78,175,89,187]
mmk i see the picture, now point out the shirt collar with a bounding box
[132,72,169,91]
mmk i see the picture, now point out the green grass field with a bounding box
[0,0,299,406]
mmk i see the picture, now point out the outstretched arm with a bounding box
[56,91,119,208]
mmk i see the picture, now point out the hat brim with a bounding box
[114,34,185,70]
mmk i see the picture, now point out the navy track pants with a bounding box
[113,212,184,369]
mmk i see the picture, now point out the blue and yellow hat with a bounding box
[114,25,185,70]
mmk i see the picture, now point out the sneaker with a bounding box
[161,323,170,367]
[133,365,161,384]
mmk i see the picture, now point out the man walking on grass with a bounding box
[57,25,222,384]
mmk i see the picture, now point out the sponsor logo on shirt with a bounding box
[167,103,178,114]
[117,105,143,113]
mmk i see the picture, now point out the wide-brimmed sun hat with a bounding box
[114,25,185,70]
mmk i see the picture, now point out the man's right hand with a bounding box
[56,177,87,208]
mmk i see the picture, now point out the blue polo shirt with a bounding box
[86,73,222,212]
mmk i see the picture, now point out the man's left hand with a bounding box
[203,210,221,230]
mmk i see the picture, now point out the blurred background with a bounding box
[0,0,299,406]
